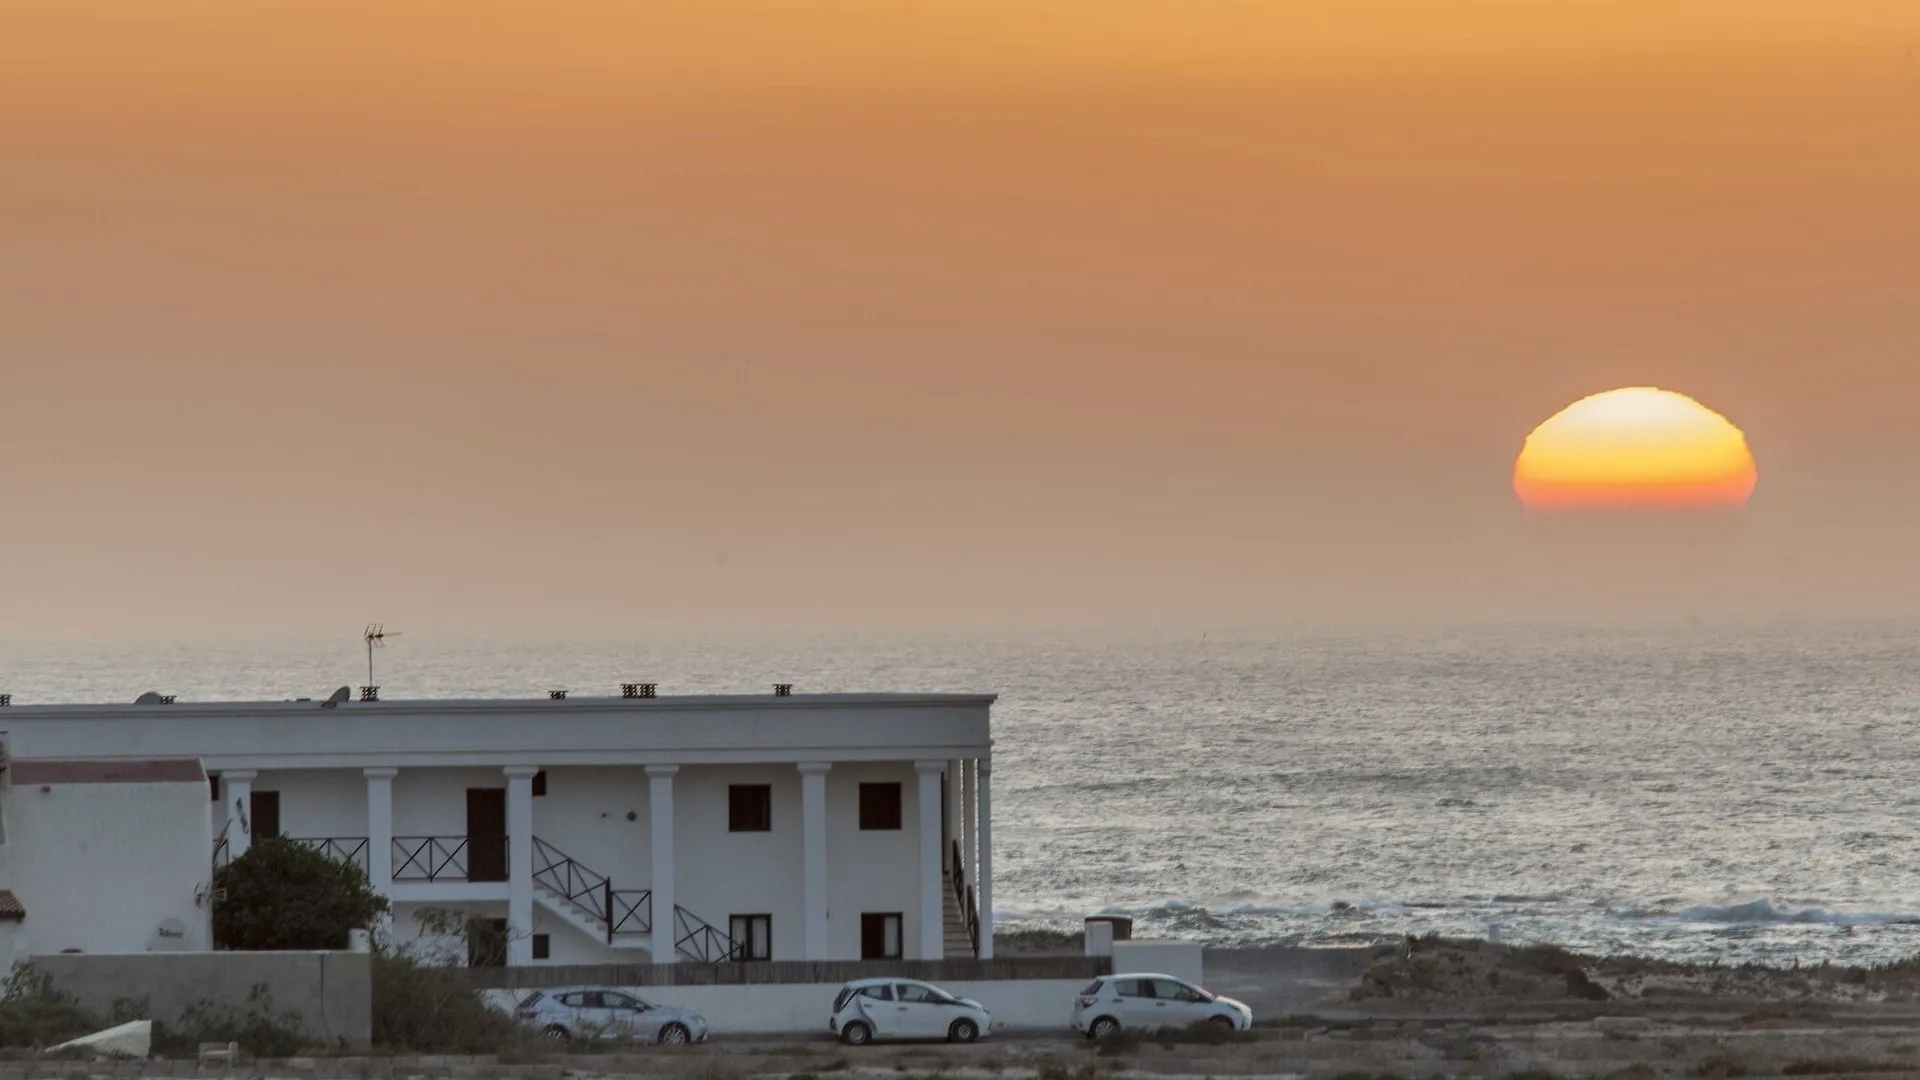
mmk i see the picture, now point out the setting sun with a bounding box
[1514,387,1758,512]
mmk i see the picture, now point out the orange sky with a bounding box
[3,2,1919,637]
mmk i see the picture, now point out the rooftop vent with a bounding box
[135,691,164,705]
[549,690,568,700]
[622,683,657,699]
[160,695,176,705]
[0,694,10,707]
[360,686,379,702]
[774,684,793,697]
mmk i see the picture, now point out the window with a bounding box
[531,934,550,961]
[897,983,950,1004]
[861,913,903,960]
[604,992,646,1010]
[532,770,547,797]
[556,991,591,1008]
[857,984,894,1002]
[209,774,221,802]
[728,784,772,832]
[1154,978,1207,1002]
[858,782,902,830]
[1116,978,1155,998]
[729,914,771,961]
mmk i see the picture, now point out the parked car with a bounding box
[830,978,992,1044]
[515,987,710,1044]
[1070,973,1252,1038]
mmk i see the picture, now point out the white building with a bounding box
[0,688,996,967]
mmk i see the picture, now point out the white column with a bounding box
[363,768,397,890]
[961,759,977,892]
[224,770,256,859]
[799,763,831,960]
[505,766,538,966]
[647,766,678,963]
[363,768,398,947]
[915,760,946,960]
[977,758,994,960]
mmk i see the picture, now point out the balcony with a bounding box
[213,835,369,874]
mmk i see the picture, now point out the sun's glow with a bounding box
[1514,387,1758,512]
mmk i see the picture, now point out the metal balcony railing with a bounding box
[392,835,495,882]
[294,836,370,875]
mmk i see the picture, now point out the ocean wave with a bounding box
[1624,899,1920,927]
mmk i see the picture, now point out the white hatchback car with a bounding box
[830,978,992,1044]
[1070,973,1253,1038]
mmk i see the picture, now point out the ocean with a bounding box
[4,622,1918,969]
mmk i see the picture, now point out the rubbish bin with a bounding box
[1085,915,1134,942]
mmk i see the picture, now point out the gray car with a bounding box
[515,987,710,1044]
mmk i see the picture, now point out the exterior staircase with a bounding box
[531,837,653,952]
[530,837,740,963]
[943,841,981,959]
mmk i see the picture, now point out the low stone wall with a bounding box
[465,956,1109,989]
[27,951,372,1050]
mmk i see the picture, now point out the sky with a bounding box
[3,1,1919,638]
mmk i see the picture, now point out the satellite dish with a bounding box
[148,918,189,952]
[321,686,351,709]
[134,692,164,705]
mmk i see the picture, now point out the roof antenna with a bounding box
[364,624,402,689]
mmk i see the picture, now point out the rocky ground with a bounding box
[33,937,1920,1080]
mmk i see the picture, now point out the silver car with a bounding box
[1070,973,1252,1038]
[515,987,710,1044]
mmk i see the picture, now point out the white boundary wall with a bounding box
[485,979,1094,1035]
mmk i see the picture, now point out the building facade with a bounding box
[0,690,996,966]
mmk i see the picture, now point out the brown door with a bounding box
[466,788,507,882]
[250,791,282,841]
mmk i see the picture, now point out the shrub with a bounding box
[213,836,389,951]
[0,964,97,1049]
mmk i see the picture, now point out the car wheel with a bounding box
[658,1023,691,1045]
[1208,1015,1236,1032]
[542,1025,570,1041]
[1088,1016,1120,1039]
[840,1020,873,1046]
[948,1019,979,1044]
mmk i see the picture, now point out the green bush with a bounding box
[0,965,97,1049]
[214,836,389,951]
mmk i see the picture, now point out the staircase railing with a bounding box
[673,905,741,963]
[531,836,652,943]
[950,840,980,957]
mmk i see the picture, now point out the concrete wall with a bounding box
[29,950,372,1050]
[1,779,212,956]
[483,978,1093,1035]
[1111,941,1205,987]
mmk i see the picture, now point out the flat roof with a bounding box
[0,691,995,717]
[9,758,208,785]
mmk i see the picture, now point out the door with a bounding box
[249,791,281,841]
[601,991,654,1041]
[1112,976,1160,1028]
[465,917,508,967]
[1152,978,1208,1027]
[466,787,507,882]
[861,913,902,960]
[851,984,900,1038]
[893,982,948,1038]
